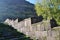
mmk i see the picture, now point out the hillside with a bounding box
[0,23,32,40]
[0,0,36,22]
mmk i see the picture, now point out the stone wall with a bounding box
[4,18,60,40]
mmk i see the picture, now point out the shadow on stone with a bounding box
[50,18,58,28]
[31,16,43,24]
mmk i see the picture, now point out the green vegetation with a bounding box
[35,0,60,25]
[43,36,47,40]
[0,23,32,40]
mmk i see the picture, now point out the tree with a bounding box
[35,0,60,25]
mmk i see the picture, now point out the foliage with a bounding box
[0,23,32,40]
[35,0,60,25]
[43,36,47,40]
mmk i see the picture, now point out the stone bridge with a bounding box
[4,18,60,40]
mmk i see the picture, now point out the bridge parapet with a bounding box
[4,18,60,40]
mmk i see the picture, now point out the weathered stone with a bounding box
[4,18,60,40]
